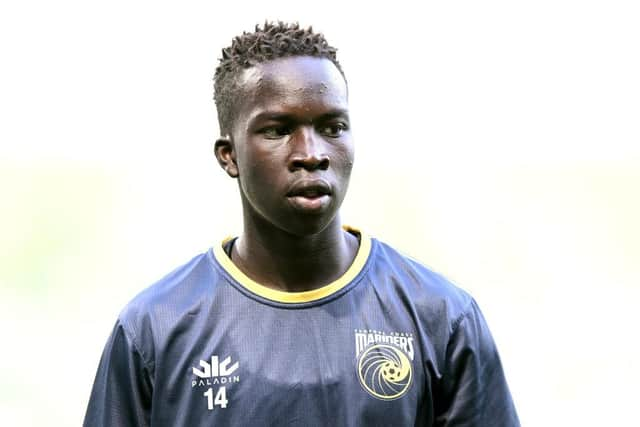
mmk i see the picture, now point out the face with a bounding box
[215,56,354,236]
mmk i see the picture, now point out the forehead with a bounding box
[236,56,348,120]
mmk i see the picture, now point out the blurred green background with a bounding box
[1,1,639,426]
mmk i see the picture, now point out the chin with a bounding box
[277,212,339,237]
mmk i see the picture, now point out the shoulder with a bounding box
[119,251,216,321]
[369,238,475,330]
[115,251,218,358]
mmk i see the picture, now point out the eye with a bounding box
[319,122,348,138]
[260,125,293,139]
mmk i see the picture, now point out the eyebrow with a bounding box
[249,109,350,125]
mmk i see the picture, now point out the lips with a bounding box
[286,180,332,198]
[285,179,332,212]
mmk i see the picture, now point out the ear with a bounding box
[214,136,239,178]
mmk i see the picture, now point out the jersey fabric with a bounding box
[84,228,519,426]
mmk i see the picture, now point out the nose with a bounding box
[287,126,330,172]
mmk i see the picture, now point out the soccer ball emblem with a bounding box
[381,361,403,382]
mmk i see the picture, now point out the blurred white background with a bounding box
[1,1,638,425]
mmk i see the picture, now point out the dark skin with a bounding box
[214,56,359,293]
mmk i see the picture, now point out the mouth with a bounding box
[286,180,332,211]
[286,180,332,198]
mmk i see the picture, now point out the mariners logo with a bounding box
[354,329,414,400]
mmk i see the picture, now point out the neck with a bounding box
[231,214,359,293]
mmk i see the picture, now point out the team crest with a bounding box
[354,329,414,400]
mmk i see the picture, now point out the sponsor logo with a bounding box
[191,354,240,410]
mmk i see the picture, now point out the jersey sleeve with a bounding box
[434,299,520,427]
[83,320,153,427]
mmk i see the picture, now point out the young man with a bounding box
[84,22,519,426]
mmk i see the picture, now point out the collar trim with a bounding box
[212,226,371,304]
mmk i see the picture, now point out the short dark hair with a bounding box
[213,21,344,135]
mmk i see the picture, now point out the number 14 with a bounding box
[203,386,228,410]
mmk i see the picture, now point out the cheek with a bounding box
[237,146,283,197]
[332,142,355,176]
[236,140,267,176]
[239,164,273,210]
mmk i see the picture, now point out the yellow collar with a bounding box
[212,226,371,304]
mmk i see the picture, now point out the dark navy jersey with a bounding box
[84,228,519,426]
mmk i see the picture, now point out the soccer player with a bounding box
[84,22,520,426]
